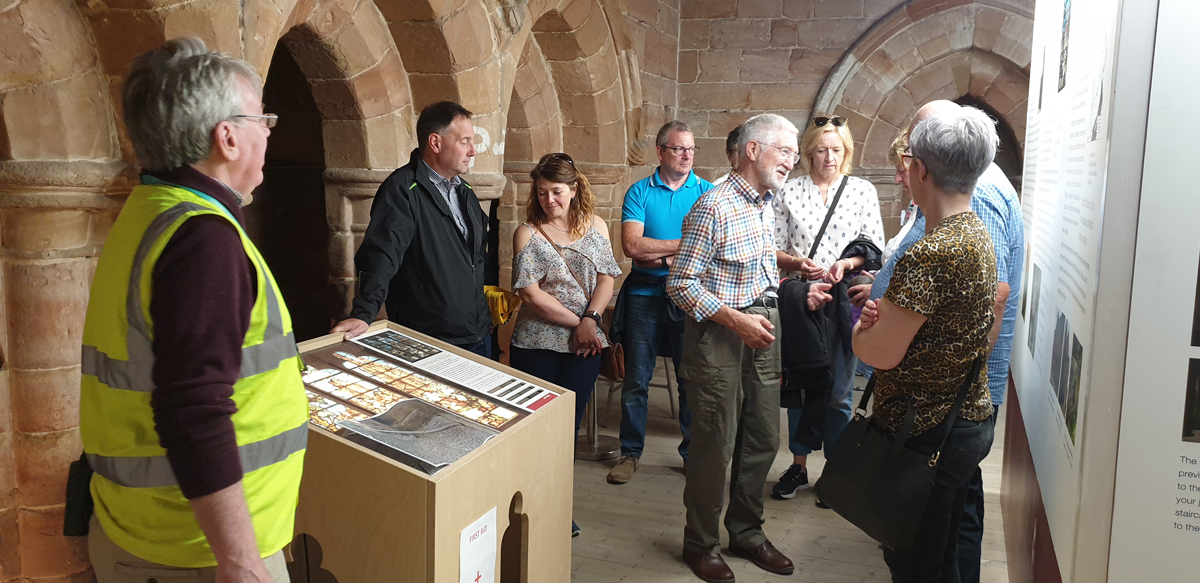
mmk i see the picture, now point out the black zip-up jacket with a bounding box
[349,149,490,345]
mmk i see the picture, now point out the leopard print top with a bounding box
[873,211,997,436]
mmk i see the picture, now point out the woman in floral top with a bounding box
[511,153,621,415]
[510,152,621,536]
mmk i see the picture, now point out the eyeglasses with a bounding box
[763,142,801,164]
[812,116,846,127]
[660,145,698,156]
[232,114,278,128]
[900,149,919,170]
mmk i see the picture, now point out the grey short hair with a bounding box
[908,106,998,194]
[738,114,799,155]
[122,37,262,172]
[655,121,692,148]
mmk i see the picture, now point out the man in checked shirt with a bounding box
[666,113,799,582]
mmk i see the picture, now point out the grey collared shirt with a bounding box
[418,159,468,240]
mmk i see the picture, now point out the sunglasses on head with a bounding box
[812,116,846,127]
[545,152,575,166]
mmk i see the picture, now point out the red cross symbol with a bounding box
[475,572,482,583]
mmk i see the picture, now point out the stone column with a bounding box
[0,159,130,581]
[323,168,391,321]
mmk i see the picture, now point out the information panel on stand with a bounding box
[302,327,557,473]
[1107,0,1200,579]
[1009,0,1120,576]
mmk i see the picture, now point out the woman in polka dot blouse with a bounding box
[768,115,886,504]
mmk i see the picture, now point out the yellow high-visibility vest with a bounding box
[80,178,307,567]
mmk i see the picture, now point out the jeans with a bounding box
[787,344,857,456]
[956,413,998,582]
[882,417,994,583]
[619,294,691,459]
[454,335,492,359]
[509,346,600,432]
[680,307,782,554]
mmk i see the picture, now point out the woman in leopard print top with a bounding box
[851,105,1000,580]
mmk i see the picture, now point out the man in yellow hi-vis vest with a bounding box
[79,37,305,582]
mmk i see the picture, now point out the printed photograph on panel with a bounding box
[1058,0,1071,91]
[356,329,442,364]
[1028,265,1043,353]
[1184,360,1200,444]
[1021,242,1033,318]
[1065,333,1083,442]
[1051,311,1067,394]
[1056,314,1072,410]
[1191,254,1200,347]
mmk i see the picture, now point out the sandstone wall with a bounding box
[678,0,1033,234]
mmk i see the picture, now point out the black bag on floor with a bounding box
[812,356,983,550]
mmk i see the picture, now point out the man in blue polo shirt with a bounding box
[607,121,714,485]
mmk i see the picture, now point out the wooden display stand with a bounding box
[289,321,575,582]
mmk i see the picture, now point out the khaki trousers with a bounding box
[88,516,290,583]
[679,306,782,554]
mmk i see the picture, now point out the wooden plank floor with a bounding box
[570,366,1009,582]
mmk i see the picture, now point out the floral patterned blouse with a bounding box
[511,223,623,354]
[773,174,885,276]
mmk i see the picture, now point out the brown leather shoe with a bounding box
[681,549,736,582]
[727,540,794,575]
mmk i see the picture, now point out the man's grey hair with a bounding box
[738,114,799,156]
[908,106,998,194]
[656,120,692,148]
[122,37,262,172]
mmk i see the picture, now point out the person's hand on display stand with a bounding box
[331,317,370,340]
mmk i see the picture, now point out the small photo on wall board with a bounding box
[1184,360,1200,444]
[1191,254,1200,347]
[1028,265,1043,354]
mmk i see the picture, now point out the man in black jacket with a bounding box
[331,101,492,356]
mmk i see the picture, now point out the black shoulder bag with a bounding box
[812,356,985,550]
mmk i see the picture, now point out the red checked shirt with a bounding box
[666,170,779,321]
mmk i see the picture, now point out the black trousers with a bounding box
[882,417,993,583]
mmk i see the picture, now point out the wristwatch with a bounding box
[582,310,603,326]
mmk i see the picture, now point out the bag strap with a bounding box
[535,224,592,303]
[854,354,985,460]
[807,176,850,260]
[930,355,986,464]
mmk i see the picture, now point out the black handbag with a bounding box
[812,356,984,550]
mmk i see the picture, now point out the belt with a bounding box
[746,296,778,309]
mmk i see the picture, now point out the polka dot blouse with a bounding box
[772,174,886,275]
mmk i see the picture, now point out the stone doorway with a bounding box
[247,40,332,342]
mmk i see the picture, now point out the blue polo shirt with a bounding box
[621,168,714,295]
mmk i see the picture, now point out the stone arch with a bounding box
[506,35,565,166]
[272,0,419,319]
[379,0,515,188]
[813,0,1033,226]
[528,0,626,165]
[1,0,119,162]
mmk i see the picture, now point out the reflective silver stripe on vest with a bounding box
[82,202,298,392]
[88,422,308,488]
